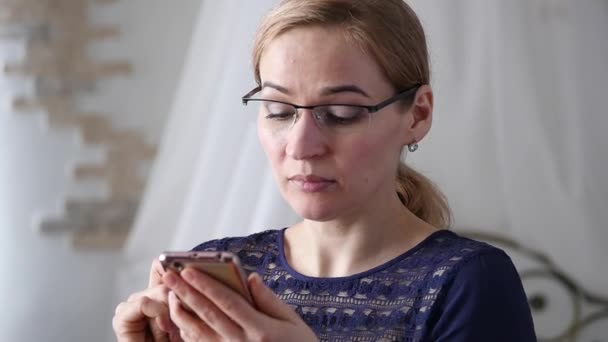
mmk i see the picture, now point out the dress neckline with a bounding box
[277,228,453,282]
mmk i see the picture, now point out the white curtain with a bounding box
[115,0,294,299]
[117,0,608,308]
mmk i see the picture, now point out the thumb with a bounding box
[249,273,298,321]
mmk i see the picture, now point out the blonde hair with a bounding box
[252,0,451,228]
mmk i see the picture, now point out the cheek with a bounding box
[348,135,386,163]
[339,135,400,183]
[257,122,284,169]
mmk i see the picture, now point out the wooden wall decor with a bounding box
[1,0,156,249]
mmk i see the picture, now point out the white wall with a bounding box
[0,1,201,341]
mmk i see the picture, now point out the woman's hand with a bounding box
[164,268,317,342]
[113,259,181,342]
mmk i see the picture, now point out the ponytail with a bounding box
[396,163,451,228]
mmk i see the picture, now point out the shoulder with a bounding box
[424,231,536,341]
[432,230,522,298]
[419,230,524,304]
[412,230,510,279]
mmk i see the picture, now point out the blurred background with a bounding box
[0,0,606,341]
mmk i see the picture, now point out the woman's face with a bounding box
[257,26,425,222]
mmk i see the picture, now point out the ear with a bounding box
[401,84,433,145]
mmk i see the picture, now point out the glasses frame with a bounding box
[241,84,422,115]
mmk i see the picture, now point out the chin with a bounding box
[298,210,336,222]
[279,182,352,221]
[288,198,344,222]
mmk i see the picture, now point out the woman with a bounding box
[113,0,536,341]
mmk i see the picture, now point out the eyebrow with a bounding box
[261,81,291,94]
[261,82,370,98]
[320,85,370,98]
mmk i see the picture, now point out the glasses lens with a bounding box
[259,101,296,133]
[313,105,371,134]
[257,101,371,135]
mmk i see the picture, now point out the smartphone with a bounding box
[159,251,253,304]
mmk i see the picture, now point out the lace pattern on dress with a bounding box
[193,229,499,341]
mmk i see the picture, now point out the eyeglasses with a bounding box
[241,84,421,135]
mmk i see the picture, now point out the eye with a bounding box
[263,101,294,120]
[315,106,367,125]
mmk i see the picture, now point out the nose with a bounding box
[285,109,329,160]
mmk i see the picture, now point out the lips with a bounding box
[290,175,332,182]
[288,175,336,192]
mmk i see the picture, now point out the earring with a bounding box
[407,142,419,153]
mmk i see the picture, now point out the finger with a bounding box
[164,271,244,339]
[116,296,169,323]
[150,318,172,342]
[168,328,184,342]
[150,258,166,287]
[180,268,264,331]
[126,286,174,339]
[113,302,147,337]
[248,273,300,321]
[168,290,217,341]
[128,284,170,304]
[155,314,177,335]
[114,297,171,341]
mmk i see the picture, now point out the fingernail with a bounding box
[168,291,177,304]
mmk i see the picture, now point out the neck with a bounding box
[284,190,438,278]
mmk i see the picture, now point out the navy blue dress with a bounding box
[193,229,536,341]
